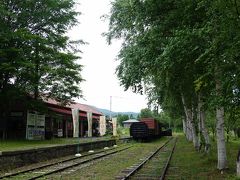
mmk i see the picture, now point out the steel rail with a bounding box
[121,137,174,180]
[0,145,131,179]
[160,137,177,180]
[27,145,132,180]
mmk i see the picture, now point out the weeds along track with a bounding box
[0,145,132,180]
[117,137,177,180]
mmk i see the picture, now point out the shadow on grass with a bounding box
[166,134,240,179]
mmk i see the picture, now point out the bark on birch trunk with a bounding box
[216,74,227,170]
[198,107,202,151]
[201,110,210,153]
[237,149,240,177]
[189,108,199,150]
[216,101,227,170]
[198,93,210,153]
[181,95,192,141]
[182,118,186,134]
[181,94,199,149]
[187,119,193,141]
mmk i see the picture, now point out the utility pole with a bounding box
[110,96,112,120]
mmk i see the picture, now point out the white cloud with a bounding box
[69,0,147,112]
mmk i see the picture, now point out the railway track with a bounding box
[116,137,177,180]
[0,145,132,180]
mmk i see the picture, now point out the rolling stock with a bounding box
[130,118,172,141]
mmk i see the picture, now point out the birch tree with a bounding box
[197,93,210,152]
[106,0,240,170]
[237,149,240,177]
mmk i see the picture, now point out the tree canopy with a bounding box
[0,0,84,106]
[107,0,240,170]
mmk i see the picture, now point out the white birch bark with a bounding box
[237,149,240,177]
[182,118,186,134]
[198,104,202,151]
[201,110,210,152]
[216,74,227,170]
[181,94,199,149]
[184,117,192,141]
[216,106,227,169]
[187,119,193,141]
[181,94,192,141]
[189,108,199,150]
[198,93,210,153]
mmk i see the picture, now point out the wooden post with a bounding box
[237,149,240,177]
[65,117,68,138]
[80,119,83,137]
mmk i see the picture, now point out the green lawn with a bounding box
[0,127,131,152]
[167,134,240,179]
[0,136,114,151]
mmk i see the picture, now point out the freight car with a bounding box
[130,118,172,141]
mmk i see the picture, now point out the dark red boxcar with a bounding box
[140,118,160,136]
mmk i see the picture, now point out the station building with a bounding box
[0,97,103,140]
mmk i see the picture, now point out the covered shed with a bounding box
[43,98,103,139]
[122,119,139,128]
[0,97,103,140]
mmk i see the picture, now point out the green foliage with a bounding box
[138,108,181,130]
[116,114,129,126]
[0,0,84,107]
[117,126,130,137]
[106,0,240,135]
[139,108,153,118]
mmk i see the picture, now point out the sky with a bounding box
[68,0,148,112]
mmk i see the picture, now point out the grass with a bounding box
[0,136,114,151]
[117,126,130,137]
[2,132,239,179]
[48,137,170,180]
[167,134,240,180]
[0,127,130,152]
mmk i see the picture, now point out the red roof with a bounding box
[48,107,100,119]
[44,98,103,116]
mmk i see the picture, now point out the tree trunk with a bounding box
[182,118,186,134]
[181,94,192,141]
[181,94,199,149]
[216,74,227,170]
[187,118,193,141]
[216,106,227,170]
[201,110,210,153]
[183,117,192,141]
[189,108,199,150]
[198,93,210,153]
[237,149,240,177]
[182,99,192,141]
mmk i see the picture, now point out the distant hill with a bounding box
[96,108,139,118]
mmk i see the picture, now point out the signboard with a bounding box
[58,129,63,137]
[72,109,79,138]
[26,111,45,140]
[26,127,45,140]
[36,115,45,126]
[87,112,92,137]
[112,117,117,136]
[27,113,36,126]
[99,116,106,136]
